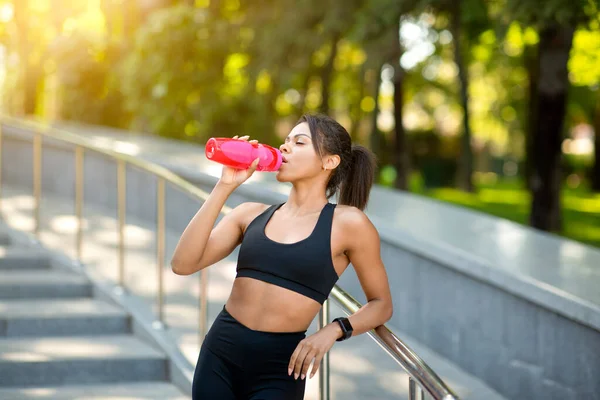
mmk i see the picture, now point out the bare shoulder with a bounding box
[333,205,381,259]
[333,204,374,230]
[231,202,271,231]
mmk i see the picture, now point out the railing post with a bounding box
[117,159,126,289]
[410,377,426,400]
[410,377,416,400]
[33,131,42,238]
[319,299,330,400]
[157,177,166,326]
[75,146,84,260]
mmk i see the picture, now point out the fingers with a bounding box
[288,346,299,377]
[233,135,258,145]
[247,157,260,175]
[289,341,318,380]
[293,346,310,380]
[231,135,259,174]
[309,354,324,379]
[300,350,317,380]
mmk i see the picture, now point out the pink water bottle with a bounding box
[205,137,282,171]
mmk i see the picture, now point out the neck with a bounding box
[283,182,329,217]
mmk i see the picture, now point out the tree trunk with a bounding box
[369,64,387,165]
[349,65,367,141]
[392,61,409,190]
[319,34,340,115]
[267,79,282,144]
[524,43,539,190]
[592,91,600,192]
[450,0,473,192]
[529,25,574,232]
[293,69,313,118]
[392,18,409,191]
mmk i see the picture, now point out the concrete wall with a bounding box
[340,243,600,400]
[2,122,599,400]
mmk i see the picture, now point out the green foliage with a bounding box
[506,0,596,27]
[5,0,600,242]
[117,3,285,142]
[569,27,600,86]
[51,30,129,127]
[407,130,460,188]
[120,5,229,140]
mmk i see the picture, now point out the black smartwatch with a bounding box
[332,317,353,341]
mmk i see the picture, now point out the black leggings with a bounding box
[192,305,307,400]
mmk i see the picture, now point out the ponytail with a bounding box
[297,113,376,210]
[338,145,376,211]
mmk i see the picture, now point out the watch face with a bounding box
[334,317,353,341]
[340,318,352,332]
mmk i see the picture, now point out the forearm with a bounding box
[326,298,393,339]
[171,182,234,272]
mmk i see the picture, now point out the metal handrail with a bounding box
[0,116,459,400]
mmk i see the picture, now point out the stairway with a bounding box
[0,229,190,399]
[0,183,510,400]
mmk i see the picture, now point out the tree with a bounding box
[566,21,600,192]
[523,39,538,191]
[119,5,226,139]
[368,63,385,162]
[352,0,415,189]
[449,0,473,192]
[529,25,574,231]
[414,0,489,192]
[319,33,341,114]
[507,0,591,232]
[391,19,410,190]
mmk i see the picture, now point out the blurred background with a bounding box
[1,0,599,247]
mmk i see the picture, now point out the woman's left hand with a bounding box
[288,324,340,380]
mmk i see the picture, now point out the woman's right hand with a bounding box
[217,135,260,189]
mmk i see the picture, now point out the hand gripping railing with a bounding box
[0,116,459,400]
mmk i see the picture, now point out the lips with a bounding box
[282,156,288,163]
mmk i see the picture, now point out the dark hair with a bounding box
[296,113,376,211]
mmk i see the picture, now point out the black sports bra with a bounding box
[235,202,339,304]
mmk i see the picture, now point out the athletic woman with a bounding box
[172,113,393,400]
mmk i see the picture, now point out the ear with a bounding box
[322,154,341,171]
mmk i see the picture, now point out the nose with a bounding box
[279,142,290,153]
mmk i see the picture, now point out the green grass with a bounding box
[409,177,600,249]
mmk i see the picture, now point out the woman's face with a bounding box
[276,122,323,182]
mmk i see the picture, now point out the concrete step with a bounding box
[0,270,92,299]
[0,299,130,337]
[0,247,52,270]
[0,381,189,400]
[0,335,168,387]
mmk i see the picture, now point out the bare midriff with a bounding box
[225,277,323,333]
